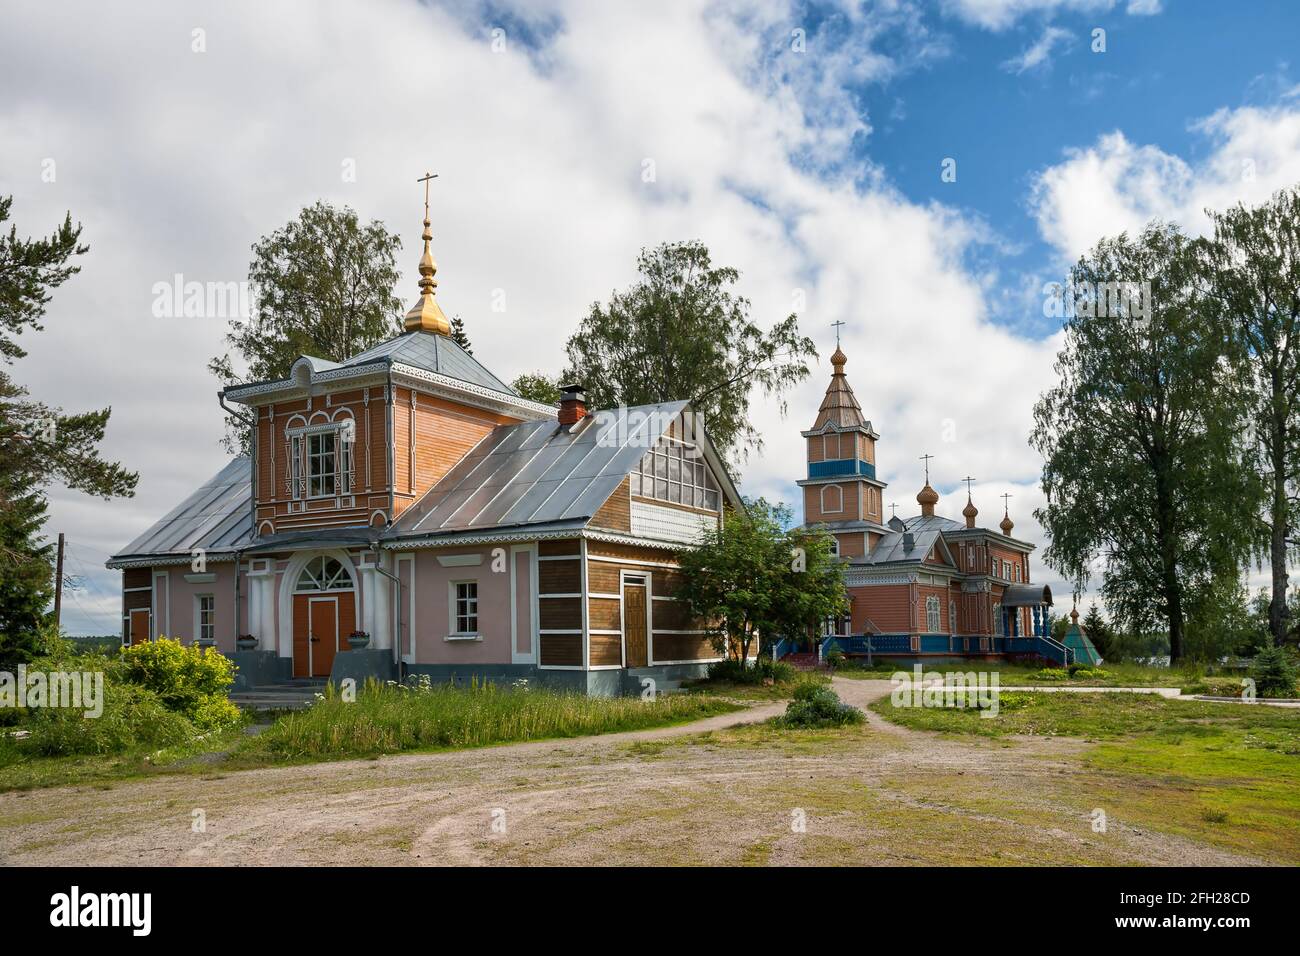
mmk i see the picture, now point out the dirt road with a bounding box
[0,678,1270,866]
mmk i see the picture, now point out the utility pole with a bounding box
[53,532,65,628]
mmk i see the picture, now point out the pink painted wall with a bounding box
[412,548,515,665]
[152,564,245,653]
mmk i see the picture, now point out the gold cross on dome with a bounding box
[416,171,438,223]
[919,453,934,484]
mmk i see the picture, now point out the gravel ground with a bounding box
[0,678,1272,867]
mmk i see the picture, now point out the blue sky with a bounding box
[4,0,1300,632]
[834,0,1300,335]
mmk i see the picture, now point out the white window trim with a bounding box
[925,595,940,633]
[195,593,215,644]
[820,484,843,514]
[448,580,480,638]
[287,421,355,501]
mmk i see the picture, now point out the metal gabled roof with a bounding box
[341,332,516,395]
[389,402,692,538]
[859,513,961,567]
[108,457,254,566]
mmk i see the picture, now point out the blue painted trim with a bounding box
[808,459,876,480]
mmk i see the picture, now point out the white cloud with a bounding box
[0,0,1064,633]
[1001,25,1073,74]
[944,0,1157,30]
[1030,104,1300,262]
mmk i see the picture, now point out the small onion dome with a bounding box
[1070,605,1080,624]
[962,495,978,528]
[917,483,939,507]
[830,346,847,369]
[1000,511,1014,535]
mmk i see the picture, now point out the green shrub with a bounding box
[1030,667,1069,681]
[825,647,846,670]
[706,657,796,685]
[1250,647,1297,699]
[117,637,240,729]
[22,682,195,756]
[777,683,864,728]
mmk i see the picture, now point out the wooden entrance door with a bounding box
[129,608,151,646]
[623,580,648,667]
[293,592,354,677]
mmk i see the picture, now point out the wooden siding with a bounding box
[539,634,581,666]
[392,388,519,519]
[589,633,622,667]
[539,539,581,557]
[587,597,622,631]
[591,478,632,532]
[252,384,523,534]
[539,597,581,630]
[849,583,911,633]
[539,559,581,594]
[652,633,714,662]
[585,543,716,664]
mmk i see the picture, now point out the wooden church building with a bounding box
[108,194,742,694]
[796,346,1066,663]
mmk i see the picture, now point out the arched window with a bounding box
[925,595,940,632]
[993,601,1003,636]
[949,600,957,633]
[821,484,843,514]
[295,556,353,592]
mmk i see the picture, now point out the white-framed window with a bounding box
[925,595,940,632]
[967,546,974,568]
[629,436,721,510]
[1014,563,1022,582]
[828,536,840,558]
[821,484,843,514]
[451,581,478,635]
[949,600,957,632]
[196,594,215,643]
[993,601,1003,636]
[287,420,355,500]
[1002,560,1012,580]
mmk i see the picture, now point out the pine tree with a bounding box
[1080,604,1110,659]
[449,315,472,354]
[0,196,136,660]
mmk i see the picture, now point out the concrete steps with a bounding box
[229,679,327,711]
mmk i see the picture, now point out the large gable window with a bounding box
[629,438,720,511]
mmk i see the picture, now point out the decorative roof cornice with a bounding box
[796,475,888,490]
[222,359,555,420]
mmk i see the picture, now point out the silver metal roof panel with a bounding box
[109,458,254,563]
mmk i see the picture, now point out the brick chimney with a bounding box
[558,383,588,426]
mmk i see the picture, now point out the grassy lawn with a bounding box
[833,660,1197,687]
[0,683,743,791]
[683,670,828,701]
[0,724,254,793]
[871,691,1300,863]
[238,681,741,761]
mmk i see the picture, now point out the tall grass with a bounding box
[241,679,741,759]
